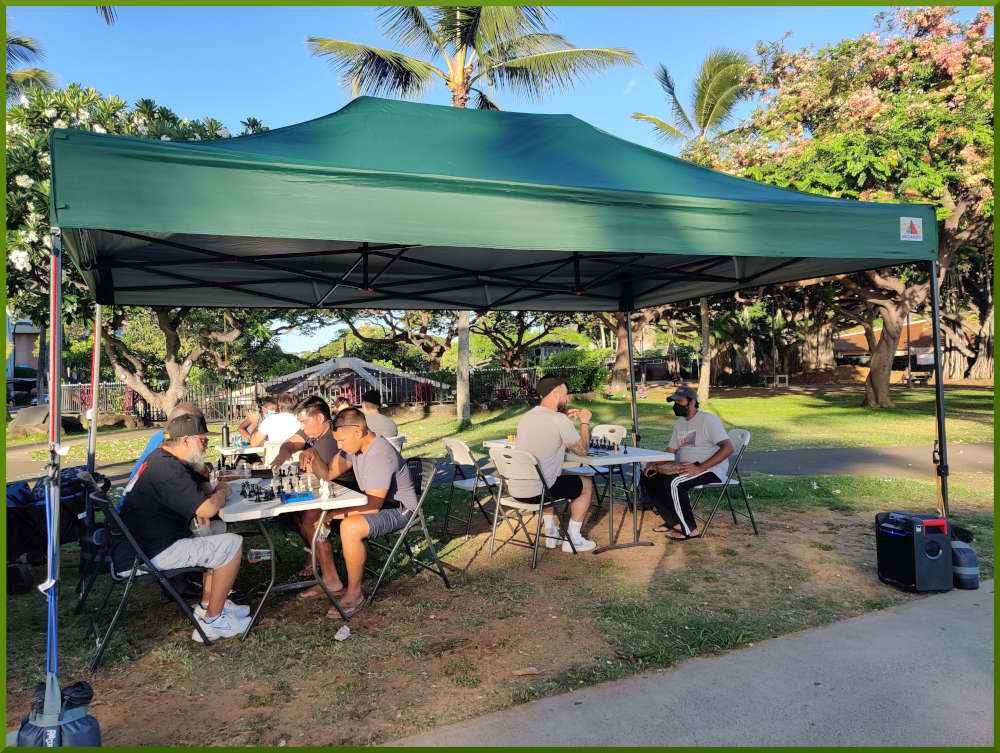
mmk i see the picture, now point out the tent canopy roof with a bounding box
[50,96,937,312]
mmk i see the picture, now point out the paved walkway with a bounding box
[396,581,994,747]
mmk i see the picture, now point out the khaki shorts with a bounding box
[131,533,242,575]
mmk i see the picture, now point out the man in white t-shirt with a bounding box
[507,376,597,553]
[641,385,733,539]
[250,392,301,446]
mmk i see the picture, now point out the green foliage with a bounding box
[312,327,431,373]
[541,348,610,393]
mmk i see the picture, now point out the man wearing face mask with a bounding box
[641,385,733,540]
[120,412,250,641]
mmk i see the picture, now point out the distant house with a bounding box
[833,315,976,369]
[523,340,577,367]
[7,317,40,376]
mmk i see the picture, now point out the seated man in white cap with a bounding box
[641,385,733,540]
[507,375,597,553]
[120,412,250,641]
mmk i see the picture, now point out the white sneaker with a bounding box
[192,599,251,619]
[562,535,597,553]
[191,611,251,642]
[543,526,561,548]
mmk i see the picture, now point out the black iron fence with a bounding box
[63,365,605,424]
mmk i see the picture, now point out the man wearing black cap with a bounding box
[360,390,398,438]
[507,375,597,553]
[121,412,250,641]
[641,385,733,539]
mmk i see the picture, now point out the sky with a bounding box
[7,4,986,352]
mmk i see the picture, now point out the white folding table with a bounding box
[483,439,675,553]
[220,479,366,637]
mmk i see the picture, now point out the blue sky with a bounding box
[7,5,984,352]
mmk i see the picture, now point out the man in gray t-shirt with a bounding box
[303,408,416,619]
[360,391,399,438]
[504,376,597,554]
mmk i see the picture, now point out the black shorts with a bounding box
[514,473,583,505]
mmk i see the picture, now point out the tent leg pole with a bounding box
[86,304,102,473]
[928,259,950,519]
[40,226,64,721]
[595,310,654,555]
[625,310,640,445]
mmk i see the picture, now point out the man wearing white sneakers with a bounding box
[508,376,597,553]
[120,412,250,641]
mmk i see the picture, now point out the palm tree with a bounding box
[631,48,751,146]
[96,7,117,24]
[6,30,55,98]
[309,6,640,427]
[240,117,268,135]
[308,6,640,109]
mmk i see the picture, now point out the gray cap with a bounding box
[666,385,698,402]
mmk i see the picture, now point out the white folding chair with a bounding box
[442,438,497,537]
[261,441,283,466]
[588,424,630,505]
[691,428,759,538]
[385,435,406,453]
[488,447,576,569]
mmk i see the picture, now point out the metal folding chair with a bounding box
[385,435,406,453]
[488,447,576,569]
[365,458,451,604]
[87,494,211,671]
[441,437,497,537]
[691,428,759,538]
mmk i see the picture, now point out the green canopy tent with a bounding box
[38,98,950,709]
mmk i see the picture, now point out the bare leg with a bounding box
[569,476,594,522]
[336,515,370,609]
[204,546,242,618]
[298,509,344,597]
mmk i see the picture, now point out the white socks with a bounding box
[543,514,556,532]
[567,520,583,539]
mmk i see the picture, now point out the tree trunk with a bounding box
[456,310,471,427]
[799,316,836,371]
[862,307,904,408]
[609,314,631,392]
[697,297,710,403]
[967,303,994,379]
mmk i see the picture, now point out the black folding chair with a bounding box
[691,428,759,538]
[487,447,577,569]
[87,494,211,671]
[365,458,451,604]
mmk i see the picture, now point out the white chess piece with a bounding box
[320,480,330,499]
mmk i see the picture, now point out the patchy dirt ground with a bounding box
[6,474,993,746]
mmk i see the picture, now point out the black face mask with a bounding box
[672,403,688,417]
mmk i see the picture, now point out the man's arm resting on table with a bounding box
[193,484,229,526]
[238,412,259,441]
[333,489,387,519]
[305,449,353,483]
[270,434,307,468]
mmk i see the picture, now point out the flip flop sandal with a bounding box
[653,524,683,534]
[297,585,346,600]
[666,530,701,540]
[327,601,362,619]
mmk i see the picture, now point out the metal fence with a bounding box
[63,365,603,424]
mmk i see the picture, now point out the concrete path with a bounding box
[395,581,994,747]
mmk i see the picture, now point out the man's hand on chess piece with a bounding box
[298,447,317,474]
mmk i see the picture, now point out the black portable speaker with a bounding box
[875,512,953,592]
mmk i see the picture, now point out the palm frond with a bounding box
[653,63,694,137]
[471,87,501,110]
[476,32,571,68]
[630,112,688,143]
[483,47,639,101]
[7,69,56,98]
[6,33,43,66]
[96,6,117,25]
[375,6,444,58]
[436,5,551,58]
[691,47,751,135]
[307,38,442,100]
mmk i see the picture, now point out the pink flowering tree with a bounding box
[689,7,993,406]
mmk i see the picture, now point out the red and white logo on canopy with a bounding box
[900,217,923,242]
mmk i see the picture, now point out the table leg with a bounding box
[241,519,276,640]
[312,510,348,621]
[593,462,653,554]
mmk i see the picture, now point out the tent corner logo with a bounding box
[900,217,923,242]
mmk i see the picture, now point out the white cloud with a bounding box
[623,78,637,95]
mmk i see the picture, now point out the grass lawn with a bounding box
[8,423,147,447]
[396,388,993,458]
[5,467,993,745]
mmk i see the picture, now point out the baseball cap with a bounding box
[666,385,698,402]
[535,375,566,400]
[163,413,217,439]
